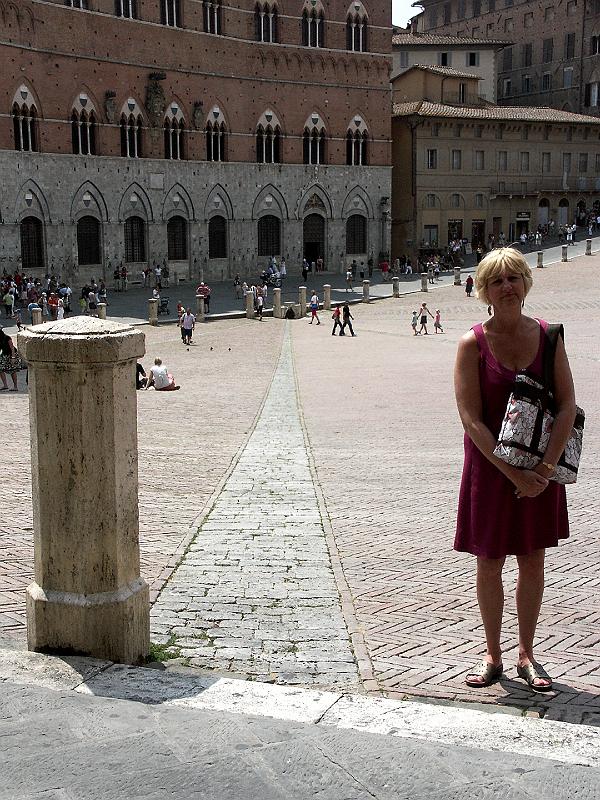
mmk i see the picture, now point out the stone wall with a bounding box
[0,151,391,282]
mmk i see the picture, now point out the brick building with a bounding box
[0,0,391,281]
[391,67,600,259]
[414,0,600,116]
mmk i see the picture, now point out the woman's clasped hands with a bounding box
[512,468,549,499]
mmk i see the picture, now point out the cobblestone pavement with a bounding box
[151,329,359,690]
[2,245,599,723]
[0,318,284,634]
[292,250,600,722]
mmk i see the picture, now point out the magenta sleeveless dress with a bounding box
[454,319,569,559]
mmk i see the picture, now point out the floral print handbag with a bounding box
[493,324,584,484]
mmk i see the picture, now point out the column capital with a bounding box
[18,317,144,365]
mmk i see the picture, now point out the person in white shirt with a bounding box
[146,357,179,391]
[180,308,195,344]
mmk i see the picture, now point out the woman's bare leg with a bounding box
[470,556,505,680]
[515,549,549,686]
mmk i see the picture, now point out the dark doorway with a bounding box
[303,213,325,265]
[471,220,485,247]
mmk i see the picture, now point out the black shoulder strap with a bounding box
[542,323,564,392]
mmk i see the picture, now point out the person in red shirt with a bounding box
[47,292,59,320]
[195,282,212,313]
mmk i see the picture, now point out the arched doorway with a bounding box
[537,198,549,227]
[77,216,101,266]
[124,216,146,263]
[303,213,325,265]
[20,216,45,272]
[558,199,569,226]
[576,199,587,226]
[167,216,188,260]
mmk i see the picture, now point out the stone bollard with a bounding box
[148,298,158,326]
[32,308,42,326]
[362,279,370,302]
[323,284,331,310]
[392,277,400,298]
[273,287,282,318]
[537,251,544,269]
[562,245,569,262]
[454,267,461,286]
[421,272,428,292]
[298,286,307,316]
[586,238,592,256]
[97,303,107,319]
[17,317,150,664]
[173,270,179,285]
[195,294,205,322]
[245,290,254,319]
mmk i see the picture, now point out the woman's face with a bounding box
[487,267,525,308]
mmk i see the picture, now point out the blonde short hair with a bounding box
[474,247,533,306]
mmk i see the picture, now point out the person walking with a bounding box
[331,305,343,335]
[309,291,320,324]
[280,258,286,283]
[434,309,444,333]
[0,327,19,391]
[454,247,576,692]
[418,302,434,334]
[234,274,242,300]
[180,308,195,344]
[411,310,419,335]
[341,302,355,336]
[465,275,474,297]
[345,268,354,292]
[256,293,264,321]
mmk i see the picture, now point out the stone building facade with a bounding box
[391,68,600,259]
[0,0,392,281]
[414,0,600,116]
[391,31,510,102]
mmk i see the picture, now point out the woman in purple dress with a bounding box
[454,248,576,692]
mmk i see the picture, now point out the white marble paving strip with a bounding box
[150,328,359,689]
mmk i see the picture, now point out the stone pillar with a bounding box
[32,308,43,326]
[148,298,158,326]
[362,280,370,302]
[97,303,107,319]
[273,288,282,318]
[298,286,307,316]
[245,291,254,319]
[421,272,428,292]
[195,295,205,322]
[586,238,592,256]
[173,270,179,285]
[537,251,544,269]
[392,277,400,298]
[453,268,461,285]
[17,317,150,664]
[562,245,569,262]
[323,284,331,310]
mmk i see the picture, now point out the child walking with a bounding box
[434,309,444,334]
[411,310,419,335]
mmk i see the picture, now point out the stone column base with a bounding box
[26,578,150,665]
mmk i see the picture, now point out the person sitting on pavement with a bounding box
[136,362,148,390]
[146,357,180,391]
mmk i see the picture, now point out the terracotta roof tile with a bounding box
[392,101,600,125]
[409,64,481,79]
[392,33,511,47]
